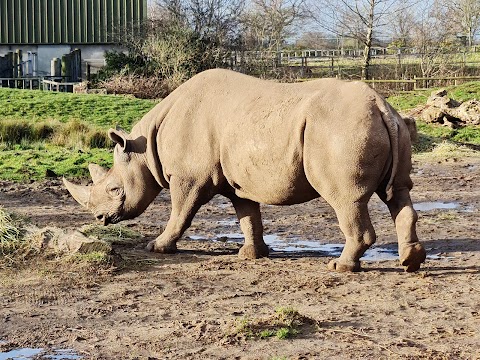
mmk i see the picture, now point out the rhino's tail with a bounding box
[377,98,400,202]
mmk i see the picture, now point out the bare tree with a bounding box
[242,0,308,51]
[155,0,246,49]
[387,6,415,48]
[436,0,480,47]
[295,31,337,48]
[310,0,415,79]
[410,1,457,79]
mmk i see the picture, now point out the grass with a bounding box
[0,144,112,180]
[68,251,112,266]
[0,88,158,181]
[415,141,479,160]
[387,91,430,112]
[0,88,157,130]
[0,207,36,267]
[0,118,113,149]
[81,224,143,245]
[228,306,310,341]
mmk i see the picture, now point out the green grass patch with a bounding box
[0,144,112,181]
[81,224,143,245]
[387,91,429,112]
[228,306,313,341]
[68,250,112,266]
[0,88,157,130]
[0,88,158,181]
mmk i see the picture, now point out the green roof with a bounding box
[0,0,147,45]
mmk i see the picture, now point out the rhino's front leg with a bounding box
[229,196,269,259]
[147,177,211,253]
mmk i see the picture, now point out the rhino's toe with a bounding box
[327,259,361,272]
[400,243,426,272]
[238,243,269,260]
[146,240,177,254]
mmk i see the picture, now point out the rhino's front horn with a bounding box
[63,178,91,208]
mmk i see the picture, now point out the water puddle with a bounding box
[217,219,238,226]
[189,233,453,262]
[413,202,459,211]
[0,346,82,360]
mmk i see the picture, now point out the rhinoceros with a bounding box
[64,69,426,272]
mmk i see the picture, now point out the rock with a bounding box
[421,106,446,124]
[453,100,480,125]
[30,227,111,254]
[426,89,461,109]
[62,230,112,254]
[430,89,448,98]
[417,88,479,127]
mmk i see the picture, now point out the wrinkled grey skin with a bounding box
[64,69,426,272]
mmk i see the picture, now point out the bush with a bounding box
[99,74,171,99]
[94,20,226,98]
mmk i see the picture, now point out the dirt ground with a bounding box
[0,155,479,360]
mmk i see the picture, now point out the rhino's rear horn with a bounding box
[89,164,109,184]
[63,178,91,208]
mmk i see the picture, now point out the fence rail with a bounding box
[362,75,480,93]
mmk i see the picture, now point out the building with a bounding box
[0,0,147,81]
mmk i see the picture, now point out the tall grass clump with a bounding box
[0,119,35,145]
[0,207,34,266]
[50,119,112,149]
[0,118,113,150]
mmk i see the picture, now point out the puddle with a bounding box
[267,238,399,261]
[188,233,454,262]
[217,219,238,226]
[413,202,459,211]
[0,347,82,360]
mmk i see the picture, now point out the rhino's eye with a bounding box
[106,185,124,198]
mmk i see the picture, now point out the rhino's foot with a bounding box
[238,243,270,260]
[327,259,361,272]
[400,243,426,272]
[146,239,177,254]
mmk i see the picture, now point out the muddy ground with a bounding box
[0,156,479,360]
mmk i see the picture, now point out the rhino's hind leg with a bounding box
[229,196,269,259]
[327,201,376,272]
[147,177,211,253]
[379,188,426,272]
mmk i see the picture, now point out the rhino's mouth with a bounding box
[96,214,119,226]
[95,214,109,226]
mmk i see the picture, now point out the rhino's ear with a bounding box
[88,164,109,184]
[108,127,129,151]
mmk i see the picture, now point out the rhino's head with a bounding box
[63,128,162,225]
